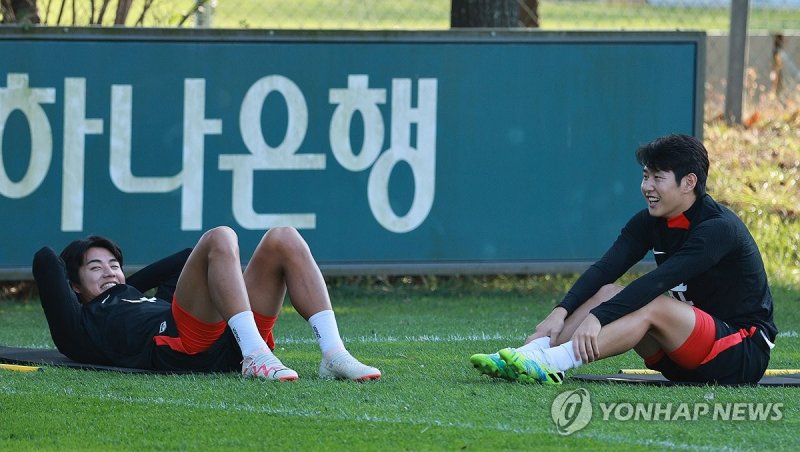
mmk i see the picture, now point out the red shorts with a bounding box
[154,298,276,355]
[644,307,770,384]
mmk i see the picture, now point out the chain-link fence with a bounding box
[2,0,799,118]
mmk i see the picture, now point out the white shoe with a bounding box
[319,350,381,381]
[242,349,298,381]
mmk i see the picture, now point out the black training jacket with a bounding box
[557,194,777,341]
[32,247,239,370]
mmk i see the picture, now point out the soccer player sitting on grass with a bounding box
[33,226,381,381]
[471,134,776,385]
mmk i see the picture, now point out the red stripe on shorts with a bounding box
[699,326,757,366]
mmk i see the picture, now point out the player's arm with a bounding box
[557,210,652,315]
[526,212,651,344]
[126,248,192,300]
[32,247,102,362]
[590,219,736,326]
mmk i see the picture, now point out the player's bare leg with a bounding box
[596,295,696,359]
[175,226,296,381]
[244,226,330,319]
[501,294,697,383]
[245,227,381,381]
[174,226,250,322]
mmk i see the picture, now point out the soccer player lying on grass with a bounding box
[32,226,381,381]
[471,134,777,385]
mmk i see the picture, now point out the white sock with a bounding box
[516,336,552,354]
[308,309,346,358]
[228,310,269,357]
[527,341,583,373]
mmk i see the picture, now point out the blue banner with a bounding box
[0,29,703,275]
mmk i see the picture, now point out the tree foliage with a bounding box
[0,0,160,25]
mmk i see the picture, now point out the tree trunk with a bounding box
[452,0,537,28]
[115,0,132,25]
[519,0,539,28]
[1,0,40,24]
[97,0,112,24]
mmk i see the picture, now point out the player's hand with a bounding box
[525,307,568,346]
[572,314,602,363]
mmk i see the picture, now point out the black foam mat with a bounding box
[571,372,800,386]
[0,346,191,373]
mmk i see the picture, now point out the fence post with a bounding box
[195,0,215,28]
[725,0,749,125]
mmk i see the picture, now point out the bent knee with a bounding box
[262,227,309,256]
[265,226,299,241]
[203,225,238,242]
[201,226,239,255]
[639,295,692,323]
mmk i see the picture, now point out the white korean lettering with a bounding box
[367,78,437,233]
[109,80,221,230]
[181,79,222,230]
[0,73,55,199]
[237,74,325,169]
[219,75,324,229]
[110,84,182,191]
[2,72,439,235]
[329,75,386,171]
[62,78,103,231]
[329,76,438,233]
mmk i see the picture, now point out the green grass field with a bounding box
[0,126,798,449]
[2,115,798,449]
[2,3,800,449]
[1,100,799,452]
[2,280,799,450]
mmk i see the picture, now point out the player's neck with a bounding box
[666,193,698,221]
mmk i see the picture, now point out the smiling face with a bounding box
[71,247,126,303]
[641,166,697,219]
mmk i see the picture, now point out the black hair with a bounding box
[60,235,124,286]
[635,134,710,196]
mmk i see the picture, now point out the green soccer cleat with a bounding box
[470,353,517,381]
[498,348,565,385]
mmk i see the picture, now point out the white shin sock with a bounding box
[228,310,269,357]
[516,336,553,354]
[534,341,583,373]
[308,309,346,358]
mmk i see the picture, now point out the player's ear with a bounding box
[682,173,698,193]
